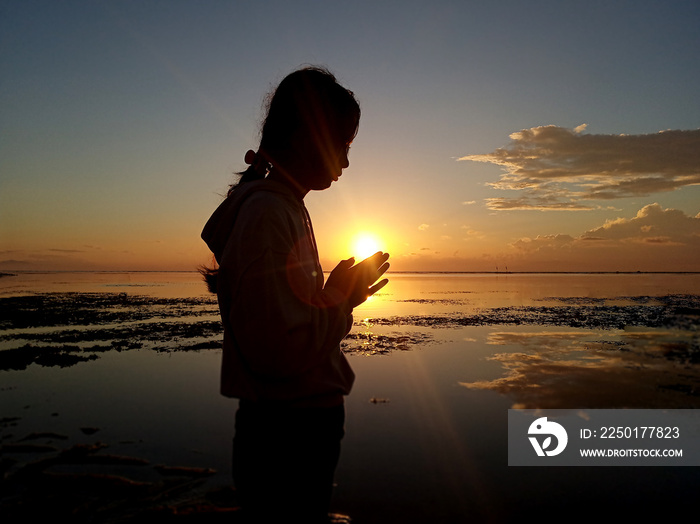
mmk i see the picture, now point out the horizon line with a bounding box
[2,270,700,276]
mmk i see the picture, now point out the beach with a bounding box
[1,271,699,521]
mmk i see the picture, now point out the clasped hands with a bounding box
[325,251,390,309]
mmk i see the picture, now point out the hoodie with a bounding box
[201,179,355,407]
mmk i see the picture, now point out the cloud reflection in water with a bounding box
[461,329,699,408]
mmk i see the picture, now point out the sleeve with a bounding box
[219,197,352,379]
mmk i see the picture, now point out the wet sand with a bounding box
[2,278,699,521]
[2,291,697,369]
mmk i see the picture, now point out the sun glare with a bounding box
[352,233,382,260]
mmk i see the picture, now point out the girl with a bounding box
[201,66,389,522]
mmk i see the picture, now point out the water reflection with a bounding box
[461,328,699,408]
[2,272,700,521]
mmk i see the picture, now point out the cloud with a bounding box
[485,197,594,211]
[0,246,109,271]
[511,234,576,253]
[0,259,31,268]
[582,203,699,243]
[507,203,700,270]
[514,203,700,251]
[418,223,430,231]
[388,204,699,272]
[459,125,700,210]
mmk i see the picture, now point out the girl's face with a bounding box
[315,141,351,190]
[291,134,352,192]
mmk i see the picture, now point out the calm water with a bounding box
[1,271,699,521]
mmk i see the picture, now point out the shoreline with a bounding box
[2,291,698,369]
[2,269,700,275]
[2,274,699,521]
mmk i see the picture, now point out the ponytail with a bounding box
[198,262,219,294]
[227,149,271,194]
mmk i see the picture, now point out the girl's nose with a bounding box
[340,150,349,169]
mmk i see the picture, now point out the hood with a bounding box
[201,179,298,262]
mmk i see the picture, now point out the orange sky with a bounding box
[2,2,699,273]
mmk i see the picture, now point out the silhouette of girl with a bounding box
[201,66,389,523]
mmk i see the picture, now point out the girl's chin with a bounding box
[306,172,339,190]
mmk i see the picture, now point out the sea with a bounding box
[1,271,699,521]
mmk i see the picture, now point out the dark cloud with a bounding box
[460,125,700,210]
[485,197,594,211]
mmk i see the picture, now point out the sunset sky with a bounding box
[2,1,699,272]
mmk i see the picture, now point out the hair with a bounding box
[201,66,360,292]
[235,65,360,189]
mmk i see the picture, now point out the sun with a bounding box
[351,233,382,260]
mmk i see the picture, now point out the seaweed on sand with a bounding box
[342,330,433,355]
[366,294,700,331]
[2,292,698,369]
[0,293,223,370]
[0,292,218,330]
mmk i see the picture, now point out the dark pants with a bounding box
[233,400,345,523]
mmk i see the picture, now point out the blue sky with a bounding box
[2,0,699,271]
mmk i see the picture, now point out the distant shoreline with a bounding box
[1,270,699,276]
[386,270,700,275]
